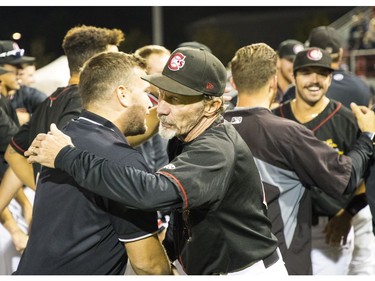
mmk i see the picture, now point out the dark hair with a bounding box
[62,25,125,75]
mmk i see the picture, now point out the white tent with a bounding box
[33,55,70,96]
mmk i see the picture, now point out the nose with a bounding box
[310,72,319,83]
[157,99,170,116]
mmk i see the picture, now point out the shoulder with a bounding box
[332,70,370,92]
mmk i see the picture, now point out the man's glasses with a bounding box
[0,49,25,58]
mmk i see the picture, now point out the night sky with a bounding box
[0,6,355,67]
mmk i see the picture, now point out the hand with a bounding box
[351,102,375,132]
[25,123,73,168]
[11,229,29,254]
[324,208,352,247]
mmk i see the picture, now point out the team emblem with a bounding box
[230,116,243,124]
[163,163,176,170]
[168,52,186,71]
[307,48,323,61]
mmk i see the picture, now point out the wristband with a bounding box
[344,193,368,217]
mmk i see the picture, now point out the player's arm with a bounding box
[0,208,28,253]
[126,106,159,147]
[14,187,33,226]
[0,166,25,214]
[125,233,172,275]
[5,145,35,190]
[54,146,182,210]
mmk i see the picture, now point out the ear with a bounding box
[116,85,129,108]
[204,98,222,117]
[269,75,278,93]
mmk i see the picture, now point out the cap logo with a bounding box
[307,49,323,61]
[206,82,214,90]
[168,52,186,71]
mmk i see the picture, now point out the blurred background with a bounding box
[1,6,374,90]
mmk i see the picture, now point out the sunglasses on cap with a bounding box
[0,49,25,58]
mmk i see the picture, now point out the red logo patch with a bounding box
[168,52,186,71]
[206,82,214,90]
[307,48,323,61]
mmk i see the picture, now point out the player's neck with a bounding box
[236,90,272,109]
[291,96,330,124]
[68,73,80,85]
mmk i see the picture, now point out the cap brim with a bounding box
[280,55,295,60]
[294,64,334,73]
[142,73,203,96]
[7,56,35,65]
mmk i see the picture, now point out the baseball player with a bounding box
[275,47,375,275]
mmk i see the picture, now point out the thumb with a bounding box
[350,102,360,115]
[50,123,64,136]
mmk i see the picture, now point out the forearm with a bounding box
[55,146,182,211]
[1,208,28,252]
[0,167,24,213]
[126,234,172,275]
[5,145,36,190]
[345,133,374,194]
[1,208,19,233]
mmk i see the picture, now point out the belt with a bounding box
[262,249,279,268]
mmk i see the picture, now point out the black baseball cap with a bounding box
[306,26,342,54]
[0,66,10,75]
[0,40,35,65]
[293,47,334,74]
[142,47,227,97]
[177,41,212,53]
[277,39,304,59]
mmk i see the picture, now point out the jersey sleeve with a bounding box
[55,145,183,211]
[282,123,352,197]
[10,121,31,155]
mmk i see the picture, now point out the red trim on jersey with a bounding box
[159,171,188,209]
[48,86,75,105]
[311,102,342,133]
[10,138,26,153]
[279,105,285,118]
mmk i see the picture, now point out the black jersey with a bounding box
[10,84,82,181]
[275,100,360,216]
[224,107,352,275]
[14,110,158,274]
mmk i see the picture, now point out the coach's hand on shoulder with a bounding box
[25,123,74,168]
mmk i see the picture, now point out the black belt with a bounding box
[262,249,279,268]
